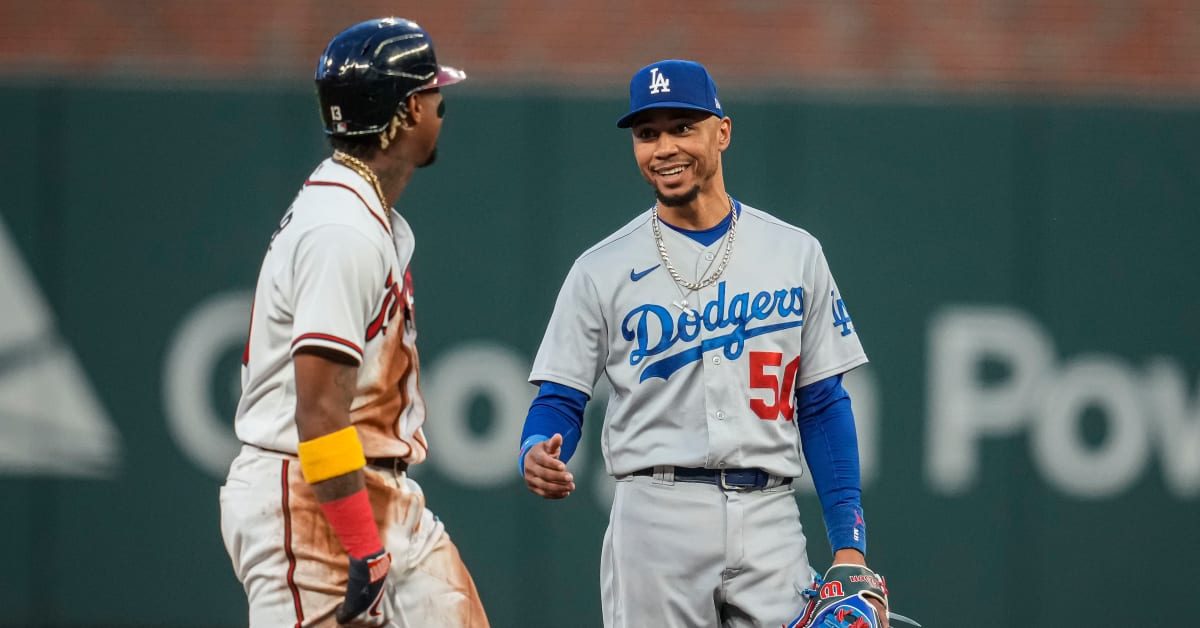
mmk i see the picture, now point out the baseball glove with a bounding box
[785,564,921,628]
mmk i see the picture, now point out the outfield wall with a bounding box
[0,84,1197,627]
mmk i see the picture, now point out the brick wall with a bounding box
[3,0,1199,97]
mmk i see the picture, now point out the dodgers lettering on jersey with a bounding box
[623,281,806,382]
[234,159,430,462]
[529,202,867,478]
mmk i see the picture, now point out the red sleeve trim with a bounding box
[304,180,392,235]
[292,333,364,358]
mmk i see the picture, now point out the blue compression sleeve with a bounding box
[795,374,867,555]
[518,382,588,476]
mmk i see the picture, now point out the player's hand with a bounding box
[832,549,888,628]
[335,549,391,626]
[523,433,575,499]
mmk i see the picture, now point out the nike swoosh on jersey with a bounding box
[630,265,661,281]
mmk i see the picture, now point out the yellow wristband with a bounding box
[297,426,366,483]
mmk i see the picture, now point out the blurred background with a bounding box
[1,1,1198,626]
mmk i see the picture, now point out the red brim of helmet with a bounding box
[429,66,467,89]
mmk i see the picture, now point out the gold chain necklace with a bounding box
[332,150,388,210]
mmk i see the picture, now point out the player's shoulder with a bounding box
[285,160,393,247]
[738,201,825,252]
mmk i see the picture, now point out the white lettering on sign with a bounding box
[927,306,1199,499]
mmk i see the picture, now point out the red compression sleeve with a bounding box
[319,488,384,559]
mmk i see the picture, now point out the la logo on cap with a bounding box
[649,67,671,94]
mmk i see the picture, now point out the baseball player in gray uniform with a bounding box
[518,60,891,627]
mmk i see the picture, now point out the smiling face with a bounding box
[630,108,731,208]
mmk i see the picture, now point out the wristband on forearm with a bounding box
[319,489,383,559]
[297,426,367,483]
[298,426,381,558]
[826,503,867,555]
[517,434,550,476]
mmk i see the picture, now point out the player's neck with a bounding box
[365,155,414,210]
[657,189,732,231]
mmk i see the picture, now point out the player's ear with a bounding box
[408,92,441,126]
[717,116,732,152]
[398,95,419,130]
[412,93,426,118]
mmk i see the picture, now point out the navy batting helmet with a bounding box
[315,18,466,137]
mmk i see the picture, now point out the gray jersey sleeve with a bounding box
[797,245,868,387]
[529,261,609,396]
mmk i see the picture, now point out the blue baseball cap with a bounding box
[616,59,723,128]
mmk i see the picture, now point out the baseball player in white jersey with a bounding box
[518,60,893,627]
[219,19,488,628]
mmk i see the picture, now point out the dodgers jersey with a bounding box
[529,201,867,478]
[234,158,429,463]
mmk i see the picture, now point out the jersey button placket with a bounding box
[695,280,734,468]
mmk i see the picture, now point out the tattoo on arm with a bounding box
[293,347,365,502]
[333,361,357,411]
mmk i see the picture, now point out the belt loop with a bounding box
[652,465,675,485]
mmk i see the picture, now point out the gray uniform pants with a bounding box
[601,472,815,628]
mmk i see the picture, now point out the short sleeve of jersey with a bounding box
[528,262,608,396]
[289,224,385,365]
[798,245,868,387]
